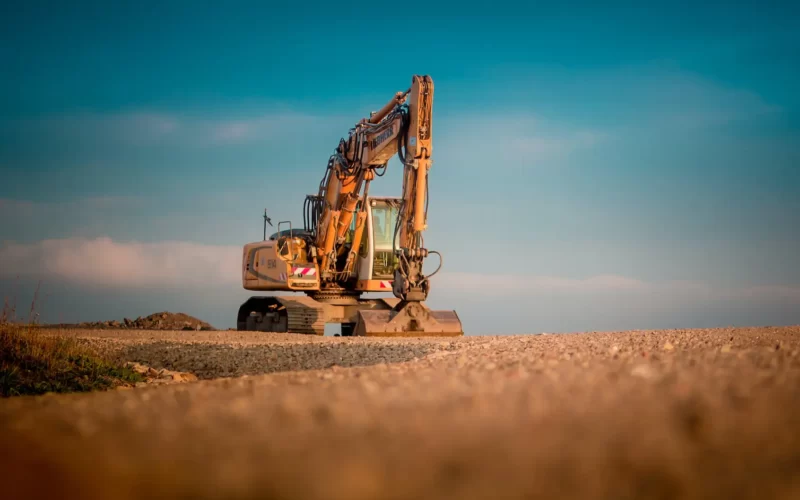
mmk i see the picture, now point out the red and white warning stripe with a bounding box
[279,272,287,281]
[292,267,317,277]
[379,280,392,289]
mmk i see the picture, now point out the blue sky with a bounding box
[1,1,799,332]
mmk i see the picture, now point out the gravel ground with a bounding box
[2,326,800,499]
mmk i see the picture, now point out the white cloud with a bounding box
[566,65,779,129]
[0,194,286,249]
[0,196,142,215]
[435,272,644,292]
[0,110,348,149]
[213,121,255,142]
[434,271,800,303]
[507,130,606,157]
[0,198,38,217]
[640,71,780,127]
[1,196,148,241]
[0,237,241,288]
[207,112,343,144]
[436,114,607,168]
[729,284,800,302]
[1,112,180,146]
[116,113,179,139]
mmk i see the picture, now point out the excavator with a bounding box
[237,75,462,336]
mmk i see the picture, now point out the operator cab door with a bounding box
[357,198,400,283]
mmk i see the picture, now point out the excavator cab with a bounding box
[355,197,401,286]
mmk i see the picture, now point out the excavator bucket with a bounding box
[354,301,463,337]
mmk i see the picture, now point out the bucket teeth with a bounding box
[355,301,463,337]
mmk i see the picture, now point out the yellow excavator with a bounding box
[237,75,462,336]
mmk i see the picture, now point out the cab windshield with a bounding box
[371,203,399,250]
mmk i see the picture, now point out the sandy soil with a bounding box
[2,326,799,499]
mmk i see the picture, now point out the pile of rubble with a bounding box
[62,312,215,331]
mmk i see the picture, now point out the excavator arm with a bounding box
[313,75,436,302]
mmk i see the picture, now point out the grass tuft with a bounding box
[0,323,143,397]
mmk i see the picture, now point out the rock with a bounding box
[663,342,674,351]
[127,362,197,384]
[124,318,132,327]
[126,362,150,375]
[721,344,732,353]
[631,364,657,380]
[172,372,198,383]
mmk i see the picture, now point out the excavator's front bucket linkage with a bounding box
[355,301,463,337]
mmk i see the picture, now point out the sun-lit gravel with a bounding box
[2,326,799,499]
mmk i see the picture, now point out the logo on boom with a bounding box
[369,128,394,150]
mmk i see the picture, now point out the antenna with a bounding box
[263,209,273,240]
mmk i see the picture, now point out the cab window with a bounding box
[371,204,399,251]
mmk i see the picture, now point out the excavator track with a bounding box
[237,296,413,335]
[237,296,325,335]
[278,296,327,335]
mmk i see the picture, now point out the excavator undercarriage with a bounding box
[237,293,461,337]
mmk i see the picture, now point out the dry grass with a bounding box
[0,323,143,397]
[1,283,143,397]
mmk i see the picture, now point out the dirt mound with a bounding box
[54,312,215,331]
